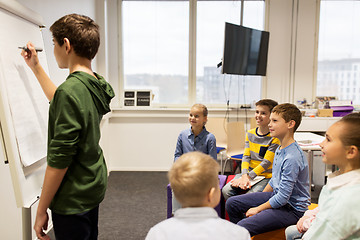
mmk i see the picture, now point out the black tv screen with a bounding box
[222,22,270,76]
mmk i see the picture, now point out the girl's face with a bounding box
[255,105,271,128]
[189,107,207,129]
[320,122,348,167]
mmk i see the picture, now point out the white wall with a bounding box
[106,109,255,171]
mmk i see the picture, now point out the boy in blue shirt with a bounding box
[21,14,114,240]
[225,103,310,236]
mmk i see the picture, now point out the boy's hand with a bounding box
[21,42,40,70]
[231,174,251,190]
[246,207,260,217]
[34,211,50,240]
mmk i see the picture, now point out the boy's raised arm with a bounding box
[21,42,57,101]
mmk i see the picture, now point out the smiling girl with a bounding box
[172,104,217,213]
[301,113,360,239]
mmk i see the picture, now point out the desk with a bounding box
[295,132,327,198]
[294,132,324,151]
[297,117,339,132]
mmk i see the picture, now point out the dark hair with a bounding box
[338,113,360,150]
[256,99,278,112]
[272,103,302,132]
[50,14,100,60]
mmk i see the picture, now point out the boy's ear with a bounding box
[207,186,220,208]
[63,38,71,54]
[287,119,296,130]
[207,187,215,201]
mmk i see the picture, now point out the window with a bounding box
[196,1,265,106]
[317,1,360,105]
[122,1,189,104]
[122,0,265,106]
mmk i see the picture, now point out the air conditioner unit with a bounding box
[123,90,152,107]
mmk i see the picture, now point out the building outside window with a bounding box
[317,0,360,106]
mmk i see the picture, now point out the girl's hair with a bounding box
[338,113,360,150]
[192,104,208,117]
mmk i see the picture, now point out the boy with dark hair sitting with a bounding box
[222,99,280,200]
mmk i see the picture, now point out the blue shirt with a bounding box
[174,127,217,161]
[268,141,310,212]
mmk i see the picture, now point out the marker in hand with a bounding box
[18,46,43,52]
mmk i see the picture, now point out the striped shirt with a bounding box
[241,127,280,179]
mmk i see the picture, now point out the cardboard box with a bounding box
[318,109,333,117]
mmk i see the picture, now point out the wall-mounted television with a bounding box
[222,22,270,76]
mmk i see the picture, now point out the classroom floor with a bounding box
[47,171,168,240]
[99,171,168,240]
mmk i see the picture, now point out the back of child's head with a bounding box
[50,14,100,60]
[256,99,278,112]
[191,103,208,117]
[337,113,360,150]
[169,152,219,207]
[272,103,302,132]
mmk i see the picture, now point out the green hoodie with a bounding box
[47,71,114,215]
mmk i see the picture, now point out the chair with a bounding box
[222,121,246,175]
[206,118,228,170]
[167,175,228,219]
[250,117,257,129]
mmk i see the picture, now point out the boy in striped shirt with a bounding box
[222,99,280,200]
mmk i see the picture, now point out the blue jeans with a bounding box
[52,206,99,240]
[225,192,304,236]
[285,225,304,240]
[222,174,270,200]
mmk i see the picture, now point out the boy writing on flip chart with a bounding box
[21,14,114,240]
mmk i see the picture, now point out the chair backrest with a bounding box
[250,117,257,129]
[206,117,227,148]
[226,121,246,157]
